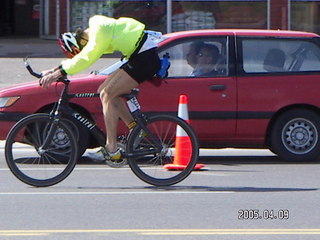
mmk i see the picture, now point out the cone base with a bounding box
[163,163,205,171]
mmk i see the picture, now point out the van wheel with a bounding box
[63,118,90,159]
[271,109,320,162]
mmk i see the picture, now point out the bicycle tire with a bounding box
[5,113,78,187]
[126,114,199,186]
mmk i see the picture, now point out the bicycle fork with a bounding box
[37,117,60,154]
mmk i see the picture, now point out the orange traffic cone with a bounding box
[164,95,205,170]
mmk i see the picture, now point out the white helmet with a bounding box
[58,32,81,58]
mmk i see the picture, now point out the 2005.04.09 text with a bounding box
[238,209,289,220]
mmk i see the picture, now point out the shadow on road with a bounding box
[144,185,319,193]
[74,184,318,193]
[79,155,320,165]
[73,155,320,194]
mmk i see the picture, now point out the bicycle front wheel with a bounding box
[5,113,78,187]
[127,114,199,186]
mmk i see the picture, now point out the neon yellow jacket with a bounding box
[61,15,145,75]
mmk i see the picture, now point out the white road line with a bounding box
[2,229,320,236]
[0,167,130,171]
[0,140,276,157]
[0,167,191,171]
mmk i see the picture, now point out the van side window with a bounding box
[242,38,320,73]
[158,37,228,78]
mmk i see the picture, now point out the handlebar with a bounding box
[23,57,69,84]
[24,57,42,78]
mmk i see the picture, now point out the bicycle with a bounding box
[5,58,199,187]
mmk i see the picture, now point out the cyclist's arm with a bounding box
[60,19,113,75]
[60,41,107,75]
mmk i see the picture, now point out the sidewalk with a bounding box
[0,37,64,58]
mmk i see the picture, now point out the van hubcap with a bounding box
[282,118,318,154]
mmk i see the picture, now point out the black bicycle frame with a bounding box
[24,58,164,156]
[50,79,106,146]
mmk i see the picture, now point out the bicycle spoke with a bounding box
[25,120,43,148]
[127,115,199,186]
[5,114,78,187]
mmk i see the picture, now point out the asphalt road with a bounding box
[0,145,319,240]
[1,57,320,239]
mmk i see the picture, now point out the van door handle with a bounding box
[210,84,226,91]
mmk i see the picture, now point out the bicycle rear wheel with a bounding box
[127,114,199,186]
[5,113,78,187]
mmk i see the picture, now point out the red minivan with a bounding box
[1,29,320,162]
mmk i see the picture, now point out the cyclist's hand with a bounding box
[39,69,63,88]
[41,68,55,77]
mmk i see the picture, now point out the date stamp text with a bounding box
[238,209,289,220]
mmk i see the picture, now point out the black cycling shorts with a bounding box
[121,48,161,84]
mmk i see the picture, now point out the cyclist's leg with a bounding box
[98,70,137,127]
[99,69,138,152]
[98,48,160,153]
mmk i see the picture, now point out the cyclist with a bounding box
[39,15,161,162]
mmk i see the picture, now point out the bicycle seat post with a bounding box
[122,89,142,119]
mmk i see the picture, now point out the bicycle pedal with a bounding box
[117,135,127,144]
